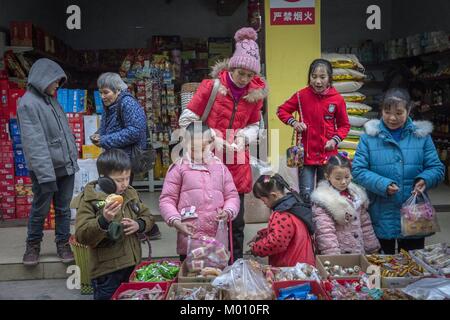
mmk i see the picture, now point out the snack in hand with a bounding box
[105,194,124,206]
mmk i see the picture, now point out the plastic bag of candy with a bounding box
[186,235,230,273]
[400,193,440,237]
[272,263,321,282]
[211,259,273,300]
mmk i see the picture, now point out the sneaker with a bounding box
[23,241,41,266]
[148,224,161,240]
[56,241,75,264]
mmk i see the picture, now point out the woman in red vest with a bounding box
[179,27,268,260]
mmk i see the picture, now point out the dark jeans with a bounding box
[298,165,325,204]
[232,194,245,261]
[27,173,74,243]
[378,238,425,255]
[92,266,135,300]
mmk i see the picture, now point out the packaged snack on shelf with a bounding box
[410,243,450,276]
[341,92,366,103]
[333,68,367,81]
[400,193,440,237]
[212,259,273,300]
[346,102,372,116]
[166,283,221,300]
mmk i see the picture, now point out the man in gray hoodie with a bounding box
[17,58,79,266]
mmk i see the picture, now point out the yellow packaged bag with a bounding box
[333,68,367,81]
[342,92,367,103]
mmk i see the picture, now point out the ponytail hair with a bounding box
[324,153,352,177]
[253,174,301,200]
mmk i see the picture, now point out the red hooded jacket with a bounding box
[187,62,267,194]
[277,86,350,166]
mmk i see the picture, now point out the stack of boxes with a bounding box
[15,176,32,219]
[66,113,84,158]
[57,89,87,113]
[82,114,101,159]
[0,117,15,220]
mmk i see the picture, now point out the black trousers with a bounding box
[232,194,245,261]
[378,238,425,255]
[92,266,135,300]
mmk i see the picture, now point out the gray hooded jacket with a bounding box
[17,58,79,189]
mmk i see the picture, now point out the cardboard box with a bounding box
[83,115,99,145]
[177,261,216,283]
[16,204,31,219]
[0,162,14,170]
[0,167,14,176]
[15,176,32,186]
[1,207,15,220]
[82,145,102,159]
[8,88,26,117]
[316,255,372,280]
[2,195,15,204]
[16,195,33,206]
[0,174,15,183]
[166,283,222,300]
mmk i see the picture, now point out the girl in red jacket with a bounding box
[249,174,315,267]
[277,59,350,204]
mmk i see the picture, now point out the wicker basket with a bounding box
[181,82,200,110]
[69,235,93,295]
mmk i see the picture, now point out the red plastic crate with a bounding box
[111,282,169,300]
[273,280,329,300]
[129,259,181,283]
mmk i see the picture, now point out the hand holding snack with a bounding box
[103,194,123,222]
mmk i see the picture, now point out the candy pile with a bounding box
[186,236,230,273]
[168,286,220,300]
[322,260,362,277]
[327,280,383,300]
[411,243,450,275]
[272,263,321,282]
[134,261,180,282]
[366,250,426,277]
[117,285,166,300]
[381,289,414,300]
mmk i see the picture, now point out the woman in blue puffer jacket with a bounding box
[352,88,444,254]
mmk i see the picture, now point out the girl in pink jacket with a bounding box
[159,122,240,260]
[311,154,380,255]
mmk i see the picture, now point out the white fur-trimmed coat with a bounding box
[311,181,380,255]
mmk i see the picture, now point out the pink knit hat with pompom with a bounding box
[229,27,261,74]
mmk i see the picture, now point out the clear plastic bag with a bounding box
[211,259,273,300]
[215,220,229,250]
[401,278,450,300]
[400,193,440,237]
[273,263,321,282]
[186,235,230,273]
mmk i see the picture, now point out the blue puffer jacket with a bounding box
[99,91,147,157]
[352,118,444,240]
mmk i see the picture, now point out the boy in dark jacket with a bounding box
[17,58,79,266]
[72,149,155,300]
